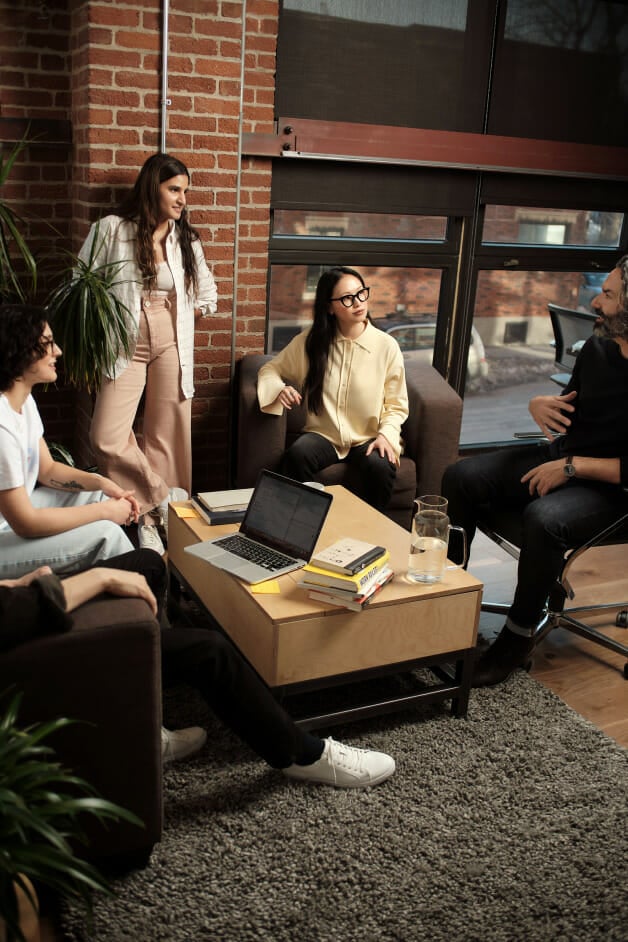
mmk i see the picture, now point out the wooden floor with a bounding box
[471,531,628,747]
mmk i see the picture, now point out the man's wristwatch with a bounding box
[564,456,576,479]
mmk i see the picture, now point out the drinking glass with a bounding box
[407,495,467,584]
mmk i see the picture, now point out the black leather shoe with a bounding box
[472,626,534,688]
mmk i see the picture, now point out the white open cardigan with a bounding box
[78,215,217,398]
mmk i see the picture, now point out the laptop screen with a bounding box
[241,470,333,559]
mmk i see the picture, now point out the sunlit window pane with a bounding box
[273,211,447,241]
[460,268,604,445]
[482,206,623,248]
[268,265,442,353]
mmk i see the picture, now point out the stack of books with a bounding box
[298,538,393,612]
[191,487,254,525]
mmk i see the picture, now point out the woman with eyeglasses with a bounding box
[257,267,408,510]
[0,304,139,579]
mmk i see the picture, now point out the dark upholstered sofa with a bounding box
[0,595,163,868]
[234,353,463,531]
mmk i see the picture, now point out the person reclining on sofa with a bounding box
[0,549,396,788]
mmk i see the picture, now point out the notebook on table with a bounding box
[184,470,333,584]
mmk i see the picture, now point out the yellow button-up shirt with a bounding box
[257,320,409,459]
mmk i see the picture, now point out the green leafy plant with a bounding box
[45,220,135,393]
[0,691,143,942]
[0,138,38,304]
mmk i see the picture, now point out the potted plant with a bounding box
[44,221,135,393]
[1,138,134,393]
[0,138,38,304]
[0,691,142,942]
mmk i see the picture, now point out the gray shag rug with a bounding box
[60,672,628,942]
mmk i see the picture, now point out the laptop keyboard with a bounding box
[214,534,295,570]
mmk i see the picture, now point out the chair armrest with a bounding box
[234,353,287,486]
[0,596,163,864]
[403,360,463,496]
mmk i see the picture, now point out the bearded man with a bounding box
[442,255,628,686]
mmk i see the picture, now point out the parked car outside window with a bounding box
[373,315,489,387]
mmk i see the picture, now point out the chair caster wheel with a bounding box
[616,610,628,628]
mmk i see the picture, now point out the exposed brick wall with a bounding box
[1,0,277,490]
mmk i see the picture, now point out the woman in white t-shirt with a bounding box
[0,304,139,578]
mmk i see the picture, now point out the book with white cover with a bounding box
[195,487,254,512]
[310,537,386,575]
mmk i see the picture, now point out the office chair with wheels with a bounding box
[547,303,597,386]
[478,500,628,679]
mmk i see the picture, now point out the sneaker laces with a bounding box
[325,737,368,775]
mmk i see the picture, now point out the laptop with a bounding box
[184,470,333,584]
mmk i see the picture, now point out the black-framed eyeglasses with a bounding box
[329,287,370,308]
[41,335,56,352]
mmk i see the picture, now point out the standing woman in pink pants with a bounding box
[84,154,217,555]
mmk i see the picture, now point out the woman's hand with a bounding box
[366,433,398,466]
[61,568,158,615]
[529,390,577,440]
[99,477,141,522]
[274,385,302,410]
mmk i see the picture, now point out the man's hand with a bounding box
[366,433,398,466]
[528,390,577,440]
[521,460,566,497]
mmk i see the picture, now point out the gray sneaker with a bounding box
[161,725,207,764]
[138,523,165,556]
[159,487,189,539]
[283,737,395,788]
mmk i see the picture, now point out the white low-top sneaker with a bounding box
[138,523,165,556]
[159,487,189,539]
[161,725,207,764]
[283,737,395,788]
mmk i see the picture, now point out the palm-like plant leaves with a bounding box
[0,691,143,942]
[45,221,135,393]
[0,139,38,304]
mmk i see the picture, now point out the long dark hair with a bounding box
[304,266,366,415]
[117,153,200,296]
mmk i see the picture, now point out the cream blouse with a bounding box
[257,320,409,459]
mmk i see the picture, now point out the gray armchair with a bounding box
[234,354,463,530]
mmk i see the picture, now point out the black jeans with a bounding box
[281,432,397,511]
[94,549,323,769]
[442,444,627,631]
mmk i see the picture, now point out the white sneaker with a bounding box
[283,737,395,788]
[158,487,189,539]
[161,725,207,764]
[138,523,165,556]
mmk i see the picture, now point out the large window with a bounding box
[272,1,628,450]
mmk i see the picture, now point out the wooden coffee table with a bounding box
[168,486,482,729]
